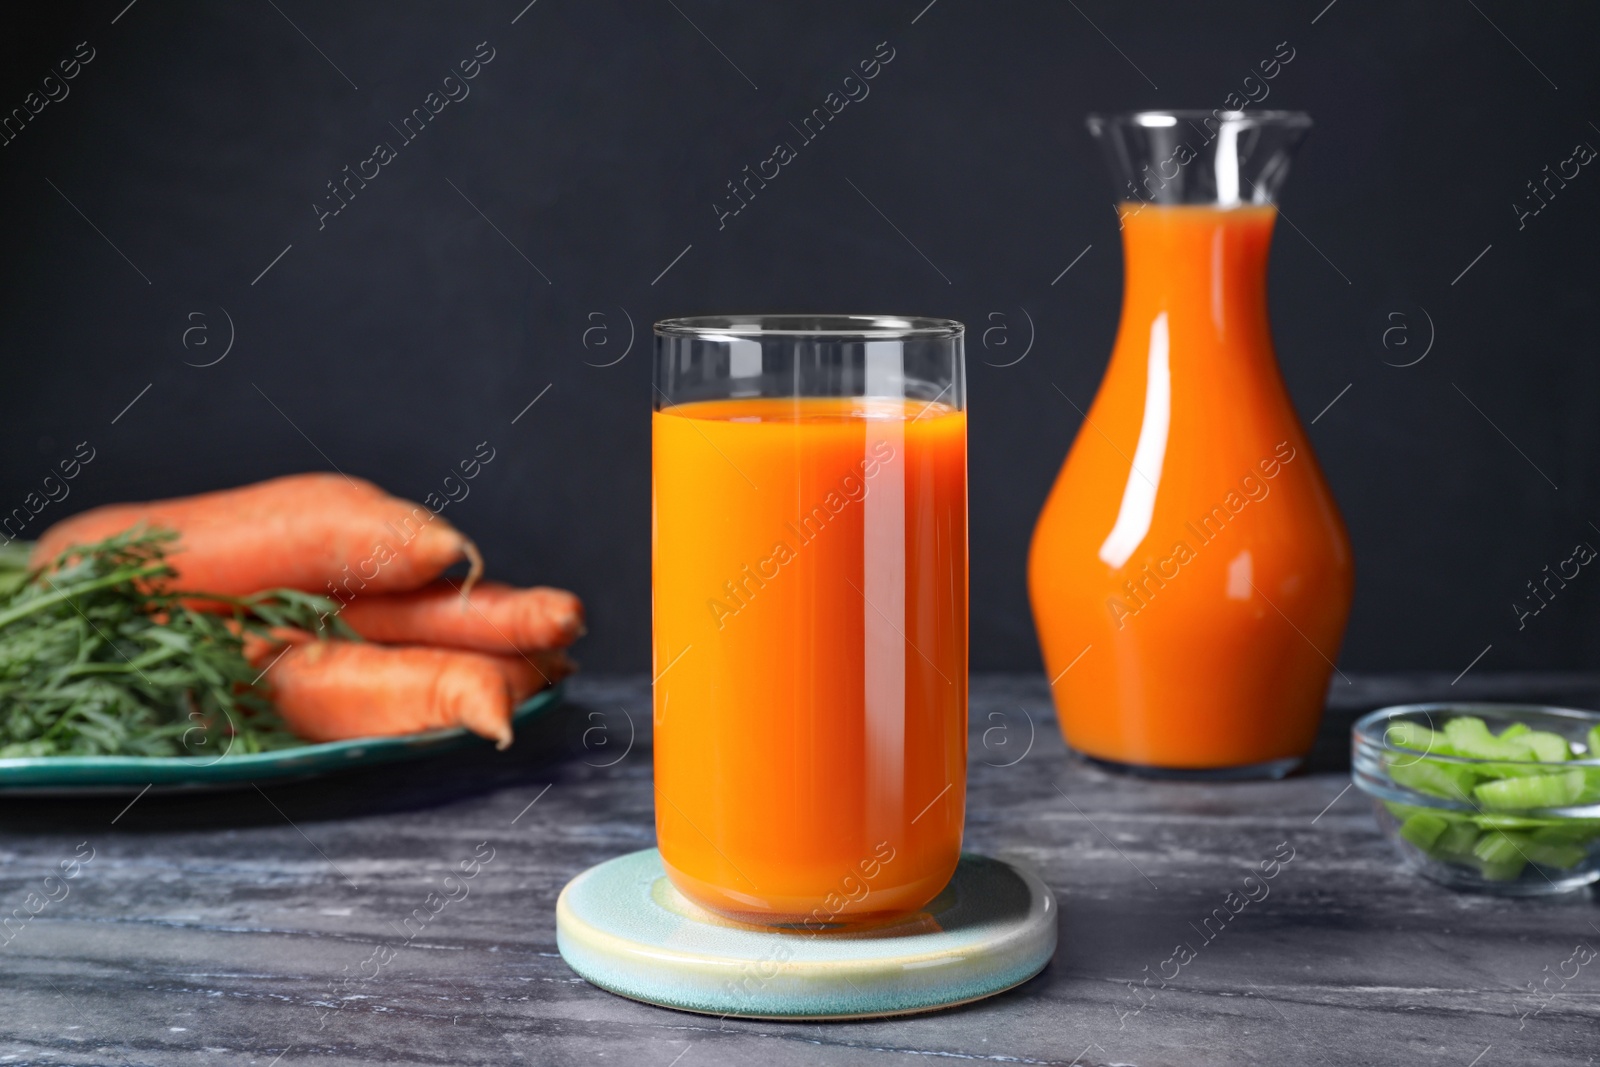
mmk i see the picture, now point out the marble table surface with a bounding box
[4,673,1599,1067]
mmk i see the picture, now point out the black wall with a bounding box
[2,1,1597,674]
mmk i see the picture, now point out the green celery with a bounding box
[1388,721,1453,755]
[1383,801,1437,825]
[1524,840,1589,869]
[1475,760,1548,780]
[1531,821,1600,845]
[1390,758,1478,803]
[1397,812,1448,850]
[1473,813,1552,830]
[1445,717,1528,761]
[1472,830,1530,880]
[1474,769,1585,811]
[1578,768,1600,804]
[1434,820,1480,857]
[1520,731,1571,762]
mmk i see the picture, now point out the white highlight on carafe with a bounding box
[1098,312,1171,570]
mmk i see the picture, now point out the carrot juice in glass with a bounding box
[652,315,967,926]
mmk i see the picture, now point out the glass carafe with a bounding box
[1028,111,1353,778]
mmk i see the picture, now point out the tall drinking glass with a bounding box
[653,315,968,927]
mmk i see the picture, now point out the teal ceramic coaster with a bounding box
[556,848,1057,1020]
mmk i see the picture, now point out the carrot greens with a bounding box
[0,528,346,758]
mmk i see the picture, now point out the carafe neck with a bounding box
[1116,203,1276,357]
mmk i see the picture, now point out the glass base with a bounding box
[1403,852,1600,896]
[1081,753,1304,781]
[659,851,957,929]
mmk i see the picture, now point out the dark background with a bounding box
[1,0,1596,675]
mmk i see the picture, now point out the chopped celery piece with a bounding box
[1473,813,1551,830]
[1498,723,1531,741]
[1473,830,1530,879]
[1398,812,1448,850]
[1474,768,1585,811]
[1531,820,1600,844]
[1588,724,1600,758]
[1521,731,1571,762]
[1384,801,1431,821]
[1443,716,1492,749]
[1578,768,1600,804]
[1524,840,1589,869]
[1390,758,1477,802]
[1478,857,1528,880]
[1435,820,1480,856]
[1475,760,1547,779]
[1387,721,1452,755]
[1445,717,1526,760]
[1465,831,1529,863]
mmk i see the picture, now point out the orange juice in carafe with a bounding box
[1030,113,1353,776]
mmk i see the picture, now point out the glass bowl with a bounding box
[1352,703,1600,896]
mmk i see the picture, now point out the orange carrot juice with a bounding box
[653,396,967,925]
[1029,204,1353,772]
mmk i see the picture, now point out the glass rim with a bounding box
[654,314,964,340]
[1087,109,1312,131]
[1353,703,1600,768]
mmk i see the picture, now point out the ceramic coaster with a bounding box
[556,849,1057,1020]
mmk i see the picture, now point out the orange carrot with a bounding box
[244,628,573,686]
[31,473,481,601]
[256,641,569,749]
[336,580,584,653]
[240,626,314,666]
[487,645,576,694]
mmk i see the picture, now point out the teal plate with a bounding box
[557,848,1058,1020]
[0,682,566,795]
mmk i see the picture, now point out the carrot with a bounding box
[239,626,314,666]
[255,641,571,749]
[30,473,481,601]
[487,645,577,694]
[243,627,574,682]
[336,580,583,653]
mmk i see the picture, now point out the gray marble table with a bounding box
[4,673,1599,1066]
